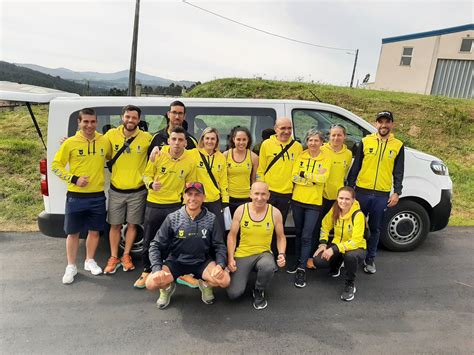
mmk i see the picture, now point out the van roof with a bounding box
[0,81,79,103]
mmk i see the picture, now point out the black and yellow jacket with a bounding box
[52,131,111,193]
[321,143,352,201]
[143,149,196,205]
[348,133,404,194]
[105,125,152,191]
[320,200,367,253]
[291,150,331,207]
[256,135,303,194]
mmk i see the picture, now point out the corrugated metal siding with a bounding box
[431,59,473,98]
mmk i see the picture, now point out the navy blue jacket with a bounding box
[149,206,227,272]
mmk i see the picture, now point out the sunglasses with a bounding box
[185,182,203,190]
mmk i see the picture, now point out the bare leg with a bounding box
[123,224,136,255]
[85,230,100,260]
[109,224,122,257]
[66,233,80,265]
[146,266,174,290]
[202,262,231,288]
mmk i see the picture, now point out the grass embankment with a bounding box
[0,105,48,231]
[0,79,472,231]
[186,78,474,226]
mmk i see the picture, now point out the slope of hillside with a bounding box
[0,61,106,95]
[187,78,474,225]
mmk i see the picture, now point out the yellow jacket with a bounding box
[321,143,352,200]
[105,126,152,190]
[52,131,110,193]
[291,150,331,206]
[348,133,404,194]
[257,135,303,194]
[193,148,229,203]
[143,149,196,204]
[320,200,367,253]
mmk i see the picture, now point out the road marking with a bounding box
[455,281,474,288]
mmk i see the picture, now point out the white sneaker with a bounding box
[84,259,102,275]
[62,264,77,284]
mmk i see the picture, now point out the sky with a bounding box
[1,0,472,86]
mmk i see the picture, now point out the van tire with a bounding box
[118,224,144,257]
[380,200,430,252]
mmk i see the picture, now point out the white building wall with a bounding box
[374,29,474,95]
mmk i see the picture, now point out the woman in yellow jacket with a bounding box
[289,129,331,288]
[313,186,367,302]
[191,127,229,231]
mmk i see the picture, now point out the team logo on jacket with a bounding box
[178,230,185,238]
[247,163,251,169]
[369,148,374,154]
[266,222,271,231]
[201,229,208,238]
[180,170,184,177]
[137,145,141,153]
[78,149,83,155]
[115,144,119,151]
[348,224,352,232]
[100,148,104,156]
[200,161,204,167]
[389,150,395,158]
[228,163,232,168]
[300,161,304,167]
[161,167,166,173]
[244,221,249,227]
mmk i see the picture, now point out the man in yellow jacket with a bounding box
[347,111,404,274]
[103,105,152,275]
[257,117,303,222]
[52,108,111,284]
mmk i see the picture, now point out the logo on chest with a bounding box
[178,229,185,238]
[201,229,208,238]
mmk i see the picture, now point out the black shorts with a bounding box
[64,195,106,235]
[164,259,213,281]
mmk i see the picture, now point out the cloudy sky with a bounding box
[1,0,472,86]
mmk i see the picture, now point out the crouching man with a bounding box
[226,182,287,310]
[146,182,230,309]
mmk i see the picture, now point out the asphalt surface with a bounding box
[1,227,473,354]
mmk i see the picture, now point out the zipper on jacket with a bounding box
[373,139,388,190]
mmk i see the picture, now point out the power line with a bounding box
[182,0,356,53]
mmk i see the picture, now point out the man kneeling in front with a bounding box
[226,182,287,310]
[146,182,230,309]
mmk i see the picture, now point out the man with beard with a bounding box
[347,111,404,274]
[103,105,152,274]
[147,100,197,155]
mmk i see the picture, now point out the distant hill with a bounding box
[16,63,195,89]
[0,61,106,95]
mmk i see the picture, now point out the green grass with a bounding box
[186,78,474,226]
[0,105,48,230]
[1,78,472,231]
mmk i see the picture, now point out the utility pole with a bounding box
[350,49,359,88]
[128,0,140,96]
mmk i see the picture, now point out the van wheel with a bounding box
[380,200,430,252]
[118,224,144,257]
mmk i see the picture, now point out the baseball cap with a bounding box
[184,182,205,194]
[376,111,394,122]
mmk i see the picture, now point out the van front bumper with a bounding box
[38,211,66,238]
[430,189,452,231]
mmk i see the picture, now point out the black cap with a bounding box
[376,111,394,122]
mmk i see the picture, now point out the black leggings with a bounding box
[313,247,366,282]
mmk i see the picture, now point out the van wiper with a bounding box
[25,102,46,150]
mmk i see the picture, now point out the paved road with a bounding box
[1,227,473,354]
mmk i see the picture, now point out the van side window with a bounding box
[68,107,168,136]
[292,109,368,151]
[184,107,276,151]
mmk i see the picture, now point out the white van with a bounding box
[1,83,453,252]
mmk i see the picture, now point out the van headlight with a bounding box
[430,161,449,176]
